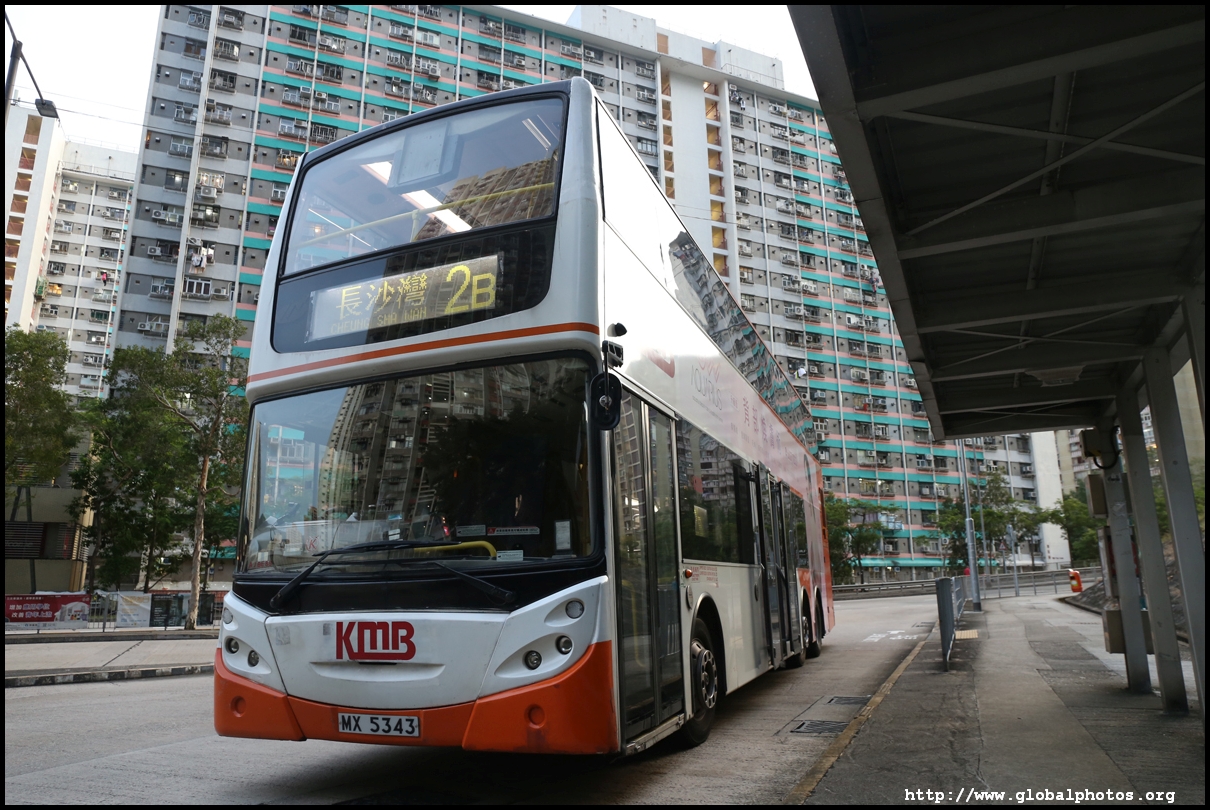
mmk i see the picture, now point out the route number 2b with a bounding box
[443,264,496,314]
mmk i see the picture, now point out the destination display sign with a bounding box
[308,254,500,342]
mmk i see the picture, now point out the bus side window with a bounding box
[785,491,808,568]
[732,463,757,566]
[674,418,752,564]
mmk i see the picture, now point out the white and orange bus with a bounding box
[217,78,833,755]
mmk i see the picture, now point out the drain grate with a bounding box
[827,695,870,705]
[791,720,850,735]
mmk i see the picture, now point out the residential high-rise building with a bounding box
[122,4,1064,575]
[5,105,136,402]
[4,103,135,592]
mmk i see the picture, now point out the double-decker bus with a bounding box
[217,78,833,755]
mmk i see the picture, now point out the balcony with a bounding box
[149,284,175,299]
[179,74,202,92]
[205,107,233,125]
[138,321,170,337]
[174,108,198,125]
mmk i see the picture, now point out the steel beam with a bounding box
[899,201,1204,259]
[1143,346,1206,723]
[854,21,1206,119]
[1101,455,1153,693]
[917,279,1187,334]
[930,344,1146,382]
[936,381,1117,414]
[883,111,1206,165]
[1117,389,1188,713]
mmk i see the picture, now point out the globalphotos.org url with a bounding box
[905,788,1177,804]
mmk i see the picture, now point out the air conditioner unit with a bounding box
[151,210,167,220]
[187,237,201,246]
[314,91,328,101]
[138,322,152,331]
[212,288,230,300]
[198,186,218,199]
[147,246,162,256]
[223,13,237,24]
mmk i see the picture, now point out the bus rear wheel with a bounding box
[805,603,824,659]
[678,617,718,747]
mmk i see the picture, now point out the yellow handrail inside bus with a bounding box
[295,182,556,249]
[409,540,497,557]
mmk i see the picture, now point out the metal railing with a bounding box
[937,576,966,669]
[833,567,1102,600]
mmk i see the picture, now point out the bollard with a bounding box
[1069,569,1083,593]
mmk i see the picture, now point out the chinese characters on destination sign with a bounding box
[309,255,499,341]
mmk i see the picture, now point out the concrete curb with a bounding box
[5,663,214,688]
[5,630,219,645]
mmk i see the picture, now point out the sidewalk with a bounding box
[5,635,217,688]
[799,593,1204,805]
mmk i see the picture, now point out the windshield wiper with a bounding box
[431,561,517,606]
[268,539,457,610]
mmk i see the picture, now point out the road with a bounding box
[4,596,937,805]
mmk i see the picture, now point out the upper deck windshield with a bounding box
[238,357,593,578]
[283,97,565,276]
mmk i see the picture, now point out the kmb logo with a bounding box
[336,620,416,661]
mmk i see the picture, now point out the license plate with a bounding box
[337,712,420,737]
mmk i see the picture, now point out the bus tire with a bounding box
[678,617,719,747]
[805,602,824,659]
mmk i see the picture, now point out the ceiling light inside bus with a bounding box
[523,118,550,151]
[363,161,392,184]
[402,189,471,233]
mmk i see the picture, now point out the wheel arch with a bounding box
[693,595,727,696]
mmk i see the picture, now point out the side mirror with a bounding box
[589,372,621,430]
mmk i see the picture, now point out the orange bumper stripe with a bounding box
[213,650,305,741]
[214,641,618,754]
[462,640,618,754]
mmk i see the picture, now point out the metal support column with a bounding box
[958,448,982,610]
[1143,346,1206,722]
[1118,390,1187,712]
[1101,451,1152,694]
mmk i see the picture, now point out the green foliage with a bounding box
[100,316,248,627]
[1055,481,1099,566]
[5,328,77,490]
[71,397,193,591]
[936,468,1054,573]
[824,493,886,585]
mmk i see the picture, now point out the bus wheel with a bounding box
[679,617,719,747]
[805,603,824,659]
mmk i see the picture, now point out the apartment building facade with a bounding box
[122,3,1065,574]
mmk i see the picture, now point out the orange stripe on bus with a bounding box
[248,321,601,382]
[213,650,305,741]
[462,640,617,754]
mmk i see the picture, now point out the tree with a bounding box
[1053,481,1099,566]
[824,493,884,584]
[107,316,248,628]
[936,468,1054,573]
[71,396,193,591]
[5,328,77,493]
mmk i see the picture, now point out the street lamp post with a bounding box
[957,446,983,610]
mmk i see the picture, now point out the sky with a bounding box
[4,5,815,152]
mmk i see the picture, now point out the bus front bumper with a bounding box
[214,639,618,754]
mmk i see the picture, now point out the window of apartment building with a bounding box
[183,38,207,59]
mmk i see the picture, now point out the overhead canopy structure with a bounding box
[790,6,1205,439]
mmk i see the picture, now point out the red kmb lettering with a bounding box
[336,620,417,661]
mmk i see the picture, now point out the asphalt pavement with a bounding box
[4,593,1204,804]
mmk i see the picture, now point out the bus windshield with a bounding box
[238,357,593,576]
[283,97,565,276]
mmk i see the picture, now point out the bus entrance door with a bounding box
[757,467,789,668]
[612,394,685,744]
